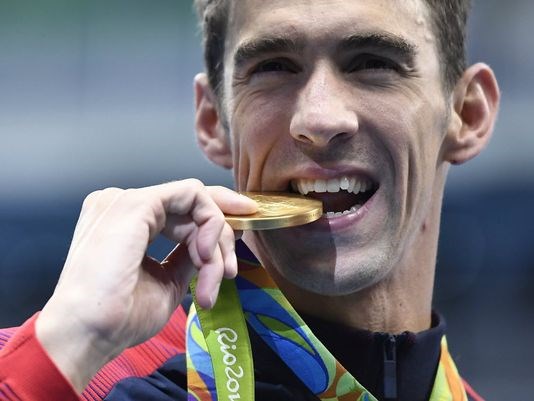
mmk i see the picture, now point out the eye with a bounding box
[348,54,400,73]
[251,58,299,75]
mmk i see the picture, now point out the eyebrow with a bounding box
[338,32,418,61]
[233,35,305,68]
[232,31,418,69]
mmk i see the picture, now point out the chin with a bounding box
[269,243,395,297]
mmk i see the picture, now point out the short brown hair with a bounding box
[194,0,472,97]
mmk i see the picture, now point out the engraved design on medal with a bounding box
[254,195,301,216]
[224,192,323,230]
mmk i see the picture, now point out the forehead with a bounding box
[226,0,433,54]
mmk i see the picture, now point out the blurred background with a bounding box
[0,0,532,398]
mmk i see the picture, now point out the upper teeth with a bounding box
[291,176,373,195]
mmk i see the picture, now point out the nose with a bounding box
[289,66,359,147]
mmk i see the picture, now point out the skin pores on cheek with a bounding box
[229,87,295,192]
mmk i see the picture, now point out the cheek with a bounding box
[230,90,293,188]
[393,99,447,229]
[235,98,285,157]
[360,93,415,170]
[362,90,446,217]
[366,88,445,163]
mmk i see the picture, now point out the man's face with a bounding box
[220,0,451,295]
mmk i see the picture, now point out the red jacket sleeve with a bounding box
[0,314,79,401]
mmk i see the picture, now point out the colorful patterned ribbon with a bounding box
[187,246,469,401]
[189,277,254,401]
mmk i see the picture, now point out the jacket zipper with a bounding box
[383,334,398,400]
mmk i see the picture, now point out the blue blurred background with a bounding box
[0,1,532,398]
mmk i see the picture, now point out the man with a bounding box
[0,0,499,400]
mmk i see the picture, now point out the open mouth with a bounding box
[290,176,378,218]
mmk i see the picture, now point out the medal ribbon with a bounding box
[189,277,254,401]
[187,243,469,401]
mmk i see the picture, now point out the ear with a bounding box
[194,73,233,169]
[442,63,500,165]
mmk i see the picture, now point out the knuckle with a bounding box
[135,201,154,217]
[81,187,124,213]
[131,196,155,216]
[223,222,234,236]
[183,178,204,191]
[101,187,123,200]
[121,187,137,197]
[213,212,226,228]
[220,226,233,243]
[116,188,142,204]
[146,199,165,221]
[101,188,140,212]
[82,190,101,208]
[125,191,164,222]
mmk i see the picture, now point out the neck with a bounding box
[264,238,436,333]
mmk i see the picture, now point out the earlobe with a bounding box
[442,63,500,165]
[194,73,233,169]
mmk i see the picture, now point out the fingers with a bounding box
[220,223,238,279]
[206,186,258,214]
[71,188,123,248]
[161,213,220,268]
[163,215,238,310]
[194,245,225,309]
[148,180,256,262]
[162,242,225,310]
[41,179,249,380]
[160,243,197,304]
[161,191,241,275]
[189,224,238,309]
[72,181,247,273]
[137,180,219,261]
[71,181,248,310]
[61,188,122,280]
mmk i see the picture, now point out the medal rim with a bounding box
[224,192,323,230]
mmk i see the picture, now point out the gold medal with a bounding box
[225,192,323,230]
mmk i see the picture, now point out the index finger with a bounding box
[206,186,258,214]
[141,180,255,261]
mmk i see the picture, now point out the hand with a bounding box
[35,180,257,392]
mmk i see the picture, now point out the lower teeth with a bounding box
[324,205,361,218]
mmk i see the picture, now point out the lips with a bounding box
[290,175,378,217]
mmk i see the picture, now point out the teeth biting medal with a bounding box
[224,192,323,230]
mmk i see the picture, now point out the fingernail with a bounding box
[239,193,257,206]
[224,253,238,279]
[207,294,214,309]
[209,282,221,308]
